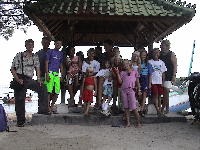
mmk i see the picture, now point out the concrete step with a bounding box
[31,112,187,126]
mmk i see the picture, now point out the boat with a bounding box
[1,92,32,104]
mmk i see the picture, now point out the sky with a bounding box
[0,0,199,86]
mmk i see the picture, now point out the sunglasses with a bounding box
[127,72,131,76]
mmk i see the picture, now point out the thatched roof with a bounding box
[24,0,196,47]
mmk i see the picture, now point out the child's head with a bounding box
[86,67,94,76]
[113,47,120,57]
[104,60,111,69]
[122,59,131,70]
[87,48,95,60]
[131,51,140,63]
[113,55,122,66]
[152,48,160,60]
[140,50,148,62]
[54,40,62,50]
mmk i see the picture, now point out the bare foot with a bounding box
[122,114,126,121]
[84,112,89,116]
[135,123,142,128]
[125,123,131,128]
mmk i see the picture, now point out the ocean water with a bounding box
[0,85,189,114]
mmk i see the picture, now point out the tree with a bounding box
[0,0,37,40]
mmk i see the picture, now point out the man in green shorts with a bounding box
[45,40,64,113]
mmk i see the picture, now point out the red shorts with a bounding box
[151,84,164,95]
[81,89,93,103]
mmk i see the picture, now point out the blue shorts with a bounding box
[140,75,148,91]
[103,84,113,97]
[140,75,151,96]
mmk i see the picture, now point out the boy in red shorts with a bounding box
[148,48,167,116]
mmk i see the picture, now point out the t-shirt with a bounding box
[103,78,113,87]
[96,69,110,78]
[46,49,63,73]
[140,62,153,76]
[11,52,40,78]
[82,60,100,73]
[148,59,167,84]
[120,70,139,89]
[36,49,50,78]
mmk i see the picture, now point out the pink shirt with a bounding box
[120,70,139,89]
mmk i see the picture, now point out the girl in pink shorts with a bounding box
[116,59,141,128]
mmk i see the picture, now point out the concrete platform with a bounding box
[31,112,187,126]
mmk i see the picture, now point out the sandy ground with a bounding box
[0,121,200,150]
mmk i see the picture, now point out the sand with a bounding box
[0,121,200,150]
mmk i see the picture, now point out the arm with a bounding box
[94,77,97,97]
[135,77,141,94]
[60,63,64,82]
[115,67,122,85]
[148,74,152,89]
[79,78,85,97]
[10,53,23,84]
[10,67,23,84]
[34,54,42,84]
[45,60,50,82]
[162,72,166,86]
[171,52,177,83]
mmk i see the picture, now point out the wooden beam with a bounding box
[26,12,55,40]
[38,14,183,22]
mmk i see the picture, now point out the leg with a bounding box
[96,77,104,108]
[161,87,170,114]
[50,94,58,113]
[14,88,26,126]
[124,109,130,127]
[121,89,128,122]
[67,84,75,107]
[133,109,141,128]
[128,89,141,127]
[112,80,118,107]
[61,83,67,104]
[25,78,49,113]
[118,88,123,110]
[141,92,147,112]
[84,102,90,116]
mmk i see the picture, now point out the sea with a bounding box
[0,84,190,114]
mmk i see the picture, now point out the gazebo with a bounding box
[24,0,196,48]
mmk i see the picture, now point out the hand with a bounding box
[16,78,23,85]
[172,76,176,83]
[46,74,50,82]
[113,67,119,74]
[37,78,42,86]
[60,76,64,83]
[148,84,151,89]
[93,92,97,97]
[138,90,142,96]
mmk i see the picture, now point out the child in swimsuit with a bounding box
[80,67,97,116]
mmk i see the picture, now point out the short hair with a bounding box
[152,48,160,53]
[161,39,170,46]
[86,66,93,72]
[25,39,34,45]
[103,39,114,46]
[132,51,140,56]
[54,39,62,43]
[42,36,51,41]
[87,48,95,53]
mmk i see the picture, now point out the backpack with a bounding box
[0,104,8,132]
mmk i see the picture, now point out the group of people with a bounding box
[10,38,177,128]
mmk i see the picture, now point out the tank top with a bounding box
[160,51,174,81]
[84,77,95,86]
